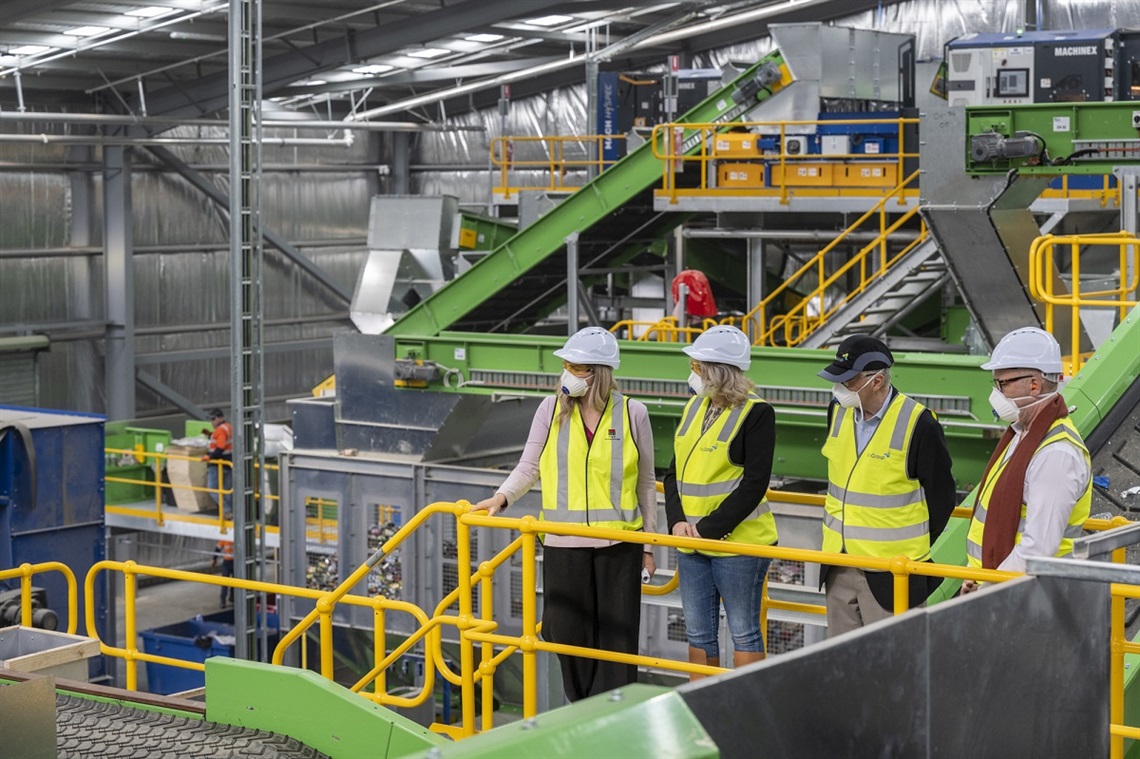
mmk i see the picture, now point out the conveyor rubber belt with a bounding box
[53,693,327,759]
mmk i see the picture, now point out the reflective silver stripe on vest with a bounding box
[543,508,591,524]
[974,505,987,525]
[718,402,747,443]
[555,408,570,511]
[678,478,743,498]
[677,397,703,437]
[746,500,772,520]
[610,393,625,516]
[1064,523,1084,539]
[827,482,925,509]
[687,500,771,528]
[840,520,929,543]
[966,538,981,560]
[829,406,847,438]
[889,395,918,451]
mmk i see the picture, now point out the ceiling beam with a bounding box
[140,0,576,119]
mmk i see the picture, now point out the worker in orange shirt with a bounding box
[212,539,235,607]
[202,408,233,515]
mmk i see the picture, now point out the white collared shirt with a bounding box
[993,419,1091,573]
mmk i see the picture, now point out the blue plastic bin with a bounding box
[139,610,279,695]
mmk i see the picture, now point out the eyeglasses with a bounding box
[993,374,1035,391]
[842,373,877,390]
[562,360,591,375]
[689,359,703,374]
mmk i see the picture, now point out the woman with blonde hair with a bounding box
[663,325,777,678]
[473,327,657,701]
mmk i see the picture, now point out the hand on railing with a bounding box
[471,493,507,517]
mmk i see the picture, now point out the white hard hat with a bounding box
[682,325,752,370]
[981,327,1063,374]
[553,327,621,369]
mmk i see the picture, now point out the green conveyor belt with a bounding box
[385,51,790,337]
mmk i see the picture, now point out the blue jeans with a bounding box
[206,461,232,514]
[677,550,771,658]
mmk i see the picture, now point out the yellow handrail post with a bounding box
[455,501,477,737]
[318,596,335,679]
[124,560,138,691]
[1111,546,1126,759]
[373,599,386,698]
[153,451,164,527]
[520,518,539,718]
[479,558,495,732]
[891,556,909,616]
[19,564,33,627]
[1071,239,1082,375]
[778,122,788,205]
[879,203,888,274]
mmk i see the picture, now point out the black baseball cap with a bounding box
[206,408,225,420]
[817,335,894,383]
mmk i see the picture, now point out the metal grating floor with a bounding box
[52,693,328,759]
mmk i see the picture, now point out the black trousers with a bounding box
[541,541,642,702]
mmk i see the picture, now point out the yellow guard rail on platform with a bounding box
[0,562,78,634]
[16,497,1130,746]
[490,134,627,200]
[1028,232,1139,375]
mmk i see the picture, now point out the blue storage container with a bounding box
[139,610,279,695]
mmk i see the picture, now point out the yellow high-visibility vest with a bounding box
[821,392,931,560]
[539,392,643,532]
[966,417,1090,568]
[674,394,777,556]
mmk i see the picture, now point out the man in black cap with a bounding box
[202,408,233,515]
[816,335,955,636]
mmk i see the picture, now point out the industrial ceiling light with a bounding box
[351,64,394,75]
[465,33,505,43]
[406,48,448,59]
[7,45,53,56]
[126,6,176,18]
[64,26,112,37]
[525,15,574,27]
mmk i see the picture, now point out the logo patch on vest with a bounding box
[868,451,892,460]
[700,443,719,453]
[606,428,618,440]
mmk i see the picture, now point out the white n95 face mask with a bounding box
[989,387,1021,424]
[687,370,707,397]
[831,383,861,409]
[560,369,590,397]
[831,371,880,410]
[989,387,1057,424]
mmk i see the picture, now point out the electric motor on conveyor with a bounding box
[965,101,1140,175]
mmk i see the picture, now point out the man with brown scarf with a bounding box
[962,327,1091,592]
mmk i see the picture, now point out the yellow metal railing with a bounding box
[651,117,920,205]
[15,495,1135,744]
[720,171,927,347]
[104,447,280,533]
[0,562,78,634]
[1040,173,1121,207]
[490,134,627,200]
[1028,232,1140,375]
[608,316,726,343]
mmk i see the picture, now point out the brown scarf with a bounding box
[973,394,1069,569]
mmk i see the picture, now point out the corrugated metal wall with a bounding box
[0,125,376,420]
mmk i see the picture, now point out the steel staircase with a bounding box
[799,238,946,348]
